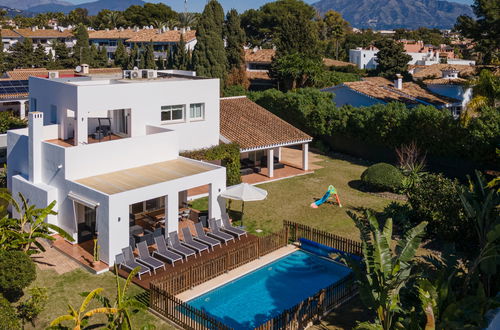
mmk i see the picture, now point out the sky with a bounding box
[68,0,473,13]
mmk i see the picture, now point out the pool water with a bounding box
[187,250,352,329]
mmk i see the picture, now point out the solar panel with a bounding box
[0,80,29,96]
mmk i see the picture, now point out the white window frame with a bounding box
[161,104,185,123]
[189,103,205,121]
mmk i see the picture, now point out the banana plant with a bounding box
[459,171,500,296]
[0,191,73,255]
[49,288,118,330]
[346,211,427,330]
[94,266,145,329]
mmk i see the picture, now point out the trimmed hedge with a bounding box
[0,251,36,302]
[361,163,404,192]
[181,143,241,186]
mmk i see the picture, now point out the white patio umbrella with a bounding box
[220,183,268,225]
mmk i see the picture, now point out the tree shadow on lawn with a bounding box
[311,296,371,329]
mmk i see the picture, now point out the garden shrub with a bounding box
[0,112,26,134]
[0,251,36,302]
[17,286,48,327]
[361,163,404,192]
[380,202,414,234]
[0,294,19,329]
[407,173,470,243]
[181,143,241,186]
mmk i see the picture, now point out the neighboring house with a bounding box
[6,69,312,266]
[349,43,475,69]
[322,76,461,114]
[1,27,75,54]
[220,96,312,178]
[89,27,197,61]
[7,70,225,265]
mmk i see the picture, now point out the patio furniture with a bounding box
[129,225,144,236]
[134,229,154,246]
[153,236,184,266]
[208,219,235,245]
[169,231,204,257]
[166,235,197,259]
[220,217,247,239]
[240,158,255,168]
[193,222,221,251]
[240,167,254,176]
[129,236,136,249]
[116,253,151,280]
[181,227,211,254]
[119,248,152,280]
[136,241,165,274]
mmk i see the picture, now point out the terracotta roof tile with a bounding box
[246,71,272,80]
[1,29,21,38]
[343,77,459,106]
[244,49,275,63]
[323,58,355,67]
[89,29,196,43]
[411,63,475,79]
[220,97,311,150]
[423,77,467,85]
[14,28,73,38]
[0,92,28,100]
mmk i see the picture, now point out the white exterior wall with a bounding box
[349,49,378,70]
[8,76,227,265]
[29,77,220,151]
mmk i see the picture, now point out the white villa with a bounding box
[7,71,227,265]
[6,70,312,267]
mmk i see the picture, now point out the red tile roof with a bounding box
[220,96,311,150]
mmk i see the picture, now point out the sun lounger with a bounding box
[136,241,165,274]
[181,227,210,254]
[169,231,201,257]
[220,217,247,240]
[165,234,196,259]
[153,236,184,266]
[208,219,235,245]
[194,222,221,251]
[118,249,151,280]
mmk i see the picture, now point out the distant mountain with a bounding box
[0,5,35,17]
[28,0,144,15]
[0,0,69,10]
[312,0,474,29]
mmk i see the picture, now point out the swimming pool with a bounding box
[187,250,352,329]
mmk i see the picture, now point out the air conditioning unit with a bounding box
[123,70,141,79]
[48,71,59,79]
[143,69,157,79]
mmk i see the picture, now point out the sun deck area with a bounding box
[46,134,125,147]
[75,158,216,195]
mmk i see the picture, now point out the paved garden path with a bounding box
[32,239,81,274]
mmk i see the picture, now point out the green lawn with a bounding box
[28,152,394,329]
[192,153,394,241]
[25,268,174,330]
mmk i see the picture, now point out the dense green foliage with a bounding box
[0,112,27,134]
[17,286,48,327]
[318,10,351,61]
[192,0,227,82]
[394,27,449,46]
[181,143,241,186]
[314,70,360,88]
[361,163,404,192]
[407,173,468,242]
[73,23,91,65]
[455,0,500,64]
[0,294,20,329]
[225,9,246,70]
[173,35,190,70]
[0,251,36,301]
[374,38,412,79]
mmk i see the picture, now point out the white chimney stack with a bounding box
[28,112,43,183]
[81,64,89,74]
[394,74,403,90]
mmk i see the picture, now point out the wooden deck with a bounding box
[46,134,124,147]
[117,234,259,290]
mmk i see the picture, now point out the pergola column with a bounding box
[277,147,282,162]
[208,183,224,220]
[267,148,274,178]
[302,143,309,171]
[164,193,178,236]
[19,100,27,119]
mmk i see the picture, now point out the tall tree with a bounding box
[0,29,4,74]
[123,3,178,27]
[173,35,189,70]
[113,40,128,69]
[89,43,99,67]
[225,9,246,70]
[53,40,75,68]
[127,44,140,69]
[97,46,108,67]
[7,38,34,69]
[73,24,91,65]
[144,43,156,69]
[374,38,412,79]
[33,43,49,68]
[192,0,227,82]
[455,0,500,64]
[319,10,351,60]
[156,55,165,70]
[67,8,90,26]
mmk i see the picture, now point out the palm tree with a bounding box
[105,11,122,29]
[0,191,73,254]
[151,19,167,29]
[178,12,197,28]
[461,69,500,125]
[345,211,427,330]
[50,288,118,330]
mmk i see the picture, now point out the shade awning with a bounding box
[68,191,100,209]
[220,183,268,202]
